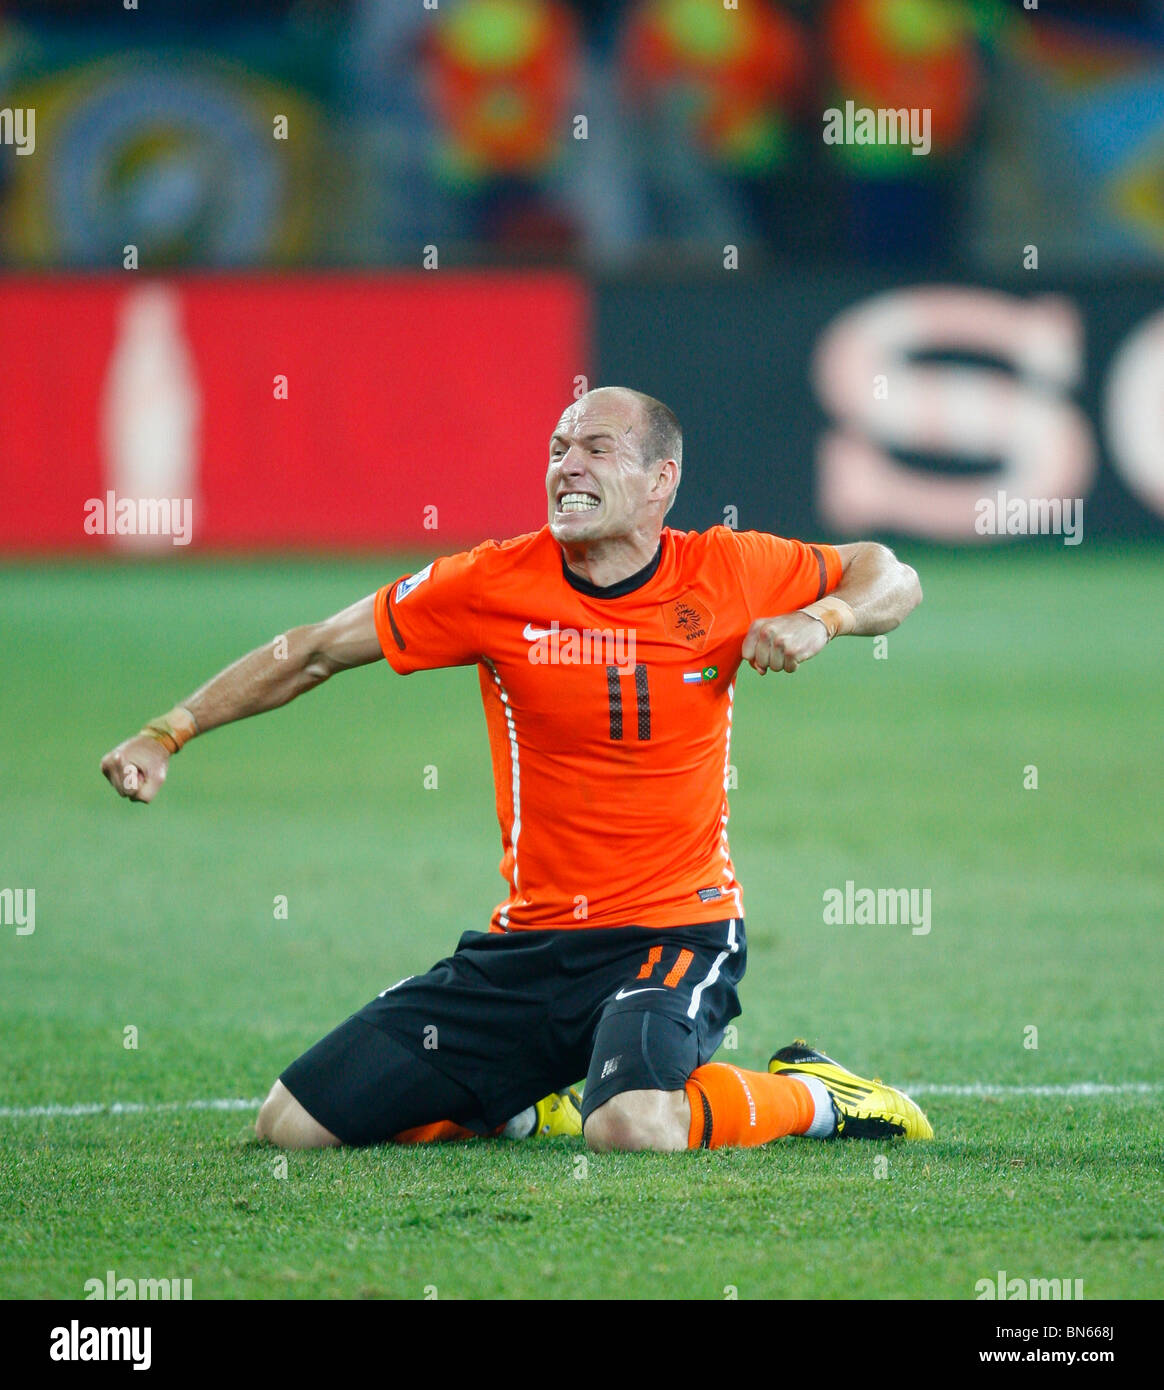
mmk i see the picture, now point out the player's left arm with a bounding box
[743,542,921,675]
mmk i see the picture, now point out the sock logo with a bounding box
[731,1066,757,1128]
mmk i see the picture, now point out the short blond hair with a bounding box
[619,388,683,515]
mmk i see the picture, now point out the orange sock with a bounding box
[393,1120,478,1145]
[685,1063,815,1149]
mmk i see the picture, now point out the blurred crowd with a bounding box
[1,0,1162,271]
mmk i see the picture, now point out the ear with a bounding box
[653,459,678,502]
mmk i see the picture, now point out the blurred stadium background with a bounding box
[2,0,1163,547]
[1,0,1162,1304]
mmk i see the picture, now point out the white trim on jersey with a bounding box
[484,658,522,929]
[687,918,739,1020]
[718,681,744,918]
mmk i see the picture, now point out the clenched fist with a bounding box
[100,734,171,803]
[742,611,829,675]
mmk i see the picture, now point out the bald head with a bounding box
[582,387,681,466]
[577,387,682,514]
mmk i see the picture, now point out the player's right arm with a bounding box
[100,594,381,804]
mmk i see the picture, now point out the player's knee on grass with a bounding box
[582,1006,705,1151]
[256,1080,341,1150]
[583,1088,689,1153]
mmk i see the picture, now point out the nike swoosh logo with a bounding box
[523,623,555,641]
[614,987,666,1000]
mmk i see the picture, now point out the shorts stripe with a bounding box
[664,948,695,989]
[637,945,663,980]
[686,919,738,1020]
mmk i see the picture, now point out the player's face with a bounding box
[546,397,656,545]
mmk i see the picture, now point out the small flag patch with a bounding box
[683,671,702,684]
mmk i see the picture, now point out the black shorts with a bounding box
[280,918,745,1145]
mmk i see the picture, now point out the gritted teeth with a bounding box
[558,492,600,512]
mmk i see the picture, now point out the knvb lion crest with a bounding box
[662,595,713,651]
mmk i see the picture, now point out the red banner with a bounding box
[0,274,589,551]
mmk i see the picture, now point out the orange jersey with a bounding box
[373,526,842,931]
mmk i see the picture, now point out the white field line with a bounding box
[0,1082,1159,1120]
[0,1098,264,1119]
[907,1082,1159,1098]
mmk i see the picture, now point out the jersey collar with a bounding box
[560,537,664,600]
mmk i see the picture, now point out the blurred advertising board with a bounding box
[0,273,586,551]
[2,271,1161,552]
[597,275,1164,543]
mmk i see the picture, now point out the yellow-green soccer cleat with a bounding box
[769,1039,933,1140]
[531,1088,583,1138]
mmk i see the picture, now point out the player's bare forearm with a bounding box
[831,542,922,635]
[100,594,381,802]
[742,542,920,674]
[181,616,368,734]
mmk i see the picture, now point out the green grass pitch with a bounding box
[1,548,1161,1300]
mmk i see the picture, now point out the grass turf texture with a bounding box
[1,549,1161,1300]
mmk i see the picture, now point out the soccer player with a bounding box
[101,387,931,1153]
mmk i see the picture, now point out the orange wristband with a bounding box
[140,706,199,755]
[799,598,856,641]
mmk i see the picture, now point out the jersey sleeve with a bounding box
[718,528,844,620]
[373,546,486,674]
